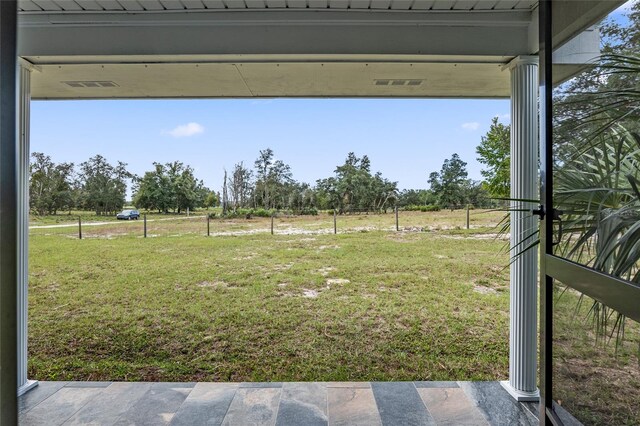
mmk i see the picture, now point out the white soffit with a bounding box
[19,0,538,12]
[29,61,510,99]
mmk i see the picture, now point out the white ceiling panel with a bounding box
[95,0,125,9]
[431,1,455,10]
[349,0,370,8]
[53,1,83,11]
[410,0,434,10]
[390,0,413,10]
[472,0,498,10]
[136,0,164,10]
[452,1,477,10]
[159,0,184,9]
[370,0,391,9]
[32,0,62,10]
[180,0,205,8]
[19,0,539,10]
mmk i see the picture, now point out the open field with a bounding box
[28,210,513,382]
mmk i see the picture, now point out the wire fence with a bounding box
[28,208,505,240]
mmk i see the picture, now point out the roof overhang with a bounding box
[16,1,623,100]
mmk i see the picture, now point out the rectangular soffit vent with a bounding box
[62,81,119,88]
[374,79,423,86]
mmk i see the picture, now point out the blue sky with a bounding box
[30,2,632,196]
[31,98,509,194]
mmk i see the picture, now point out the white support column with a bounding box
[17,60,38,396]
[500,55,540,402]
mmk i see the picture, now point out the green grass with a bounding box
[552,286,640,425]
[28,210,511,382]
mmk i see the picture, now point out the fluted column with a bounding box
[501,56,540,402]
[17,61,38,396]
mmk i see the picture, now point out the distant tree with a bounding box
[133,163,172,213]
[476,117,511,198]
[78,155,130,215]
[319,152,397,213]
[222,169,229,215]
[253,148,293,209]
[228,162,253,211]
[429,153,469,209]
[204,191,218,209]
[397,189,436,207]
[29,152,75,215]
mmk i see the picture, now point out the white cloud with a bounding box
[165,122,204,138]
[495,113,511,122]
[461,122,480,131]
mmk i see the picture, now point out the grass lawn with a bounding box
[28,210,512,382]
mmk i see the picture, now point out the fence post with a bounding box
[271,213,274,235]
[187,207,189,217]
[78,216,82,240]
[333,209,337,235]
[207,215,210,237]
[144,214,147,238]
[466,204,470,230]
[395,206,399,231]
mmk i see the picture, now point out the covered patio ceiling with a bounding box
[17,0,619,99]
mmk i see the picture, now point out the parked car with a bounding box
[116,209,140,220]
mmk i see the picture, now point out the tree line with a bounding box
[29,145,502,217]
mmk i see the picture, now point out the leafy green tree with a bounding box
[29,152,75,215]
[428,153,469,209]
[133,161,204,213]
[78,155,130,215]
[476,117,511,198]
[253,148,293,209]
[204,191,218,209]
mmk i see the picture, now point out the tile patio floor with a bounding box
[18,381,539,425]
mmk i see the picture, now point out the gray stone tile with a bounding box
[328,387,382,426]
[413,381,459,389]
[112,382,194,426]
[65,381,113,388]
[63,382,151,425]
[326,382,371,388]
[19,381,68,414]
[417,387,489,426]
[222,387,281,426]
[171,383,238,426]
[239,382,283,388]
[276,382,328,426]
[19,387,104,426]
[371,382,435,426]
[458,382,537,426]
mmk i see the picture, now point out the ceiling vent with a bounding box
[374,79,423,86]
[62,81,119,88]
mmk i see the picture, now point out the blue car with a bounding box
[116,209,140,220]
